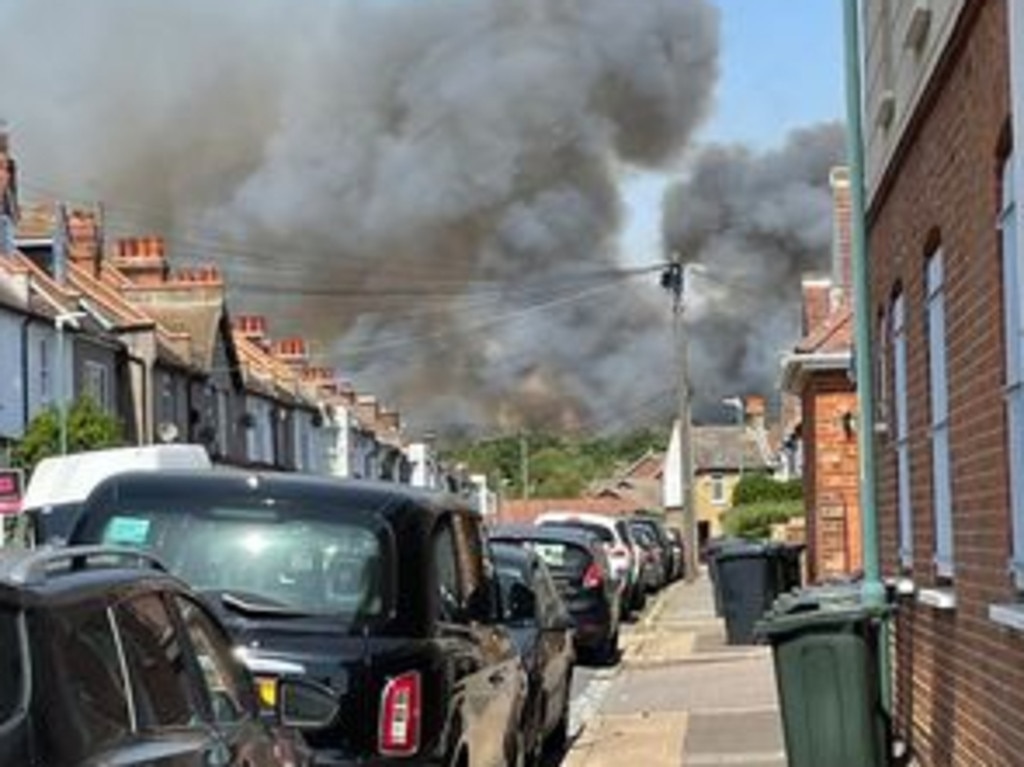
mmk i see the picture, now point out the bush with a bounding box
[723,499,804,540]
[14,396,125,476]
[732,473,803,506]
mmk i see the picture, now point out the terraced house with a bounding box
[862,1,1024,763]
[0,126,437,486]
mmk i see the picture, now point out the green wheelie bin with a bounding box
[757,594,890,767]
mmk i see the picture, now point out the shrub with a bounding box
[723,499,804,540]
[732,473,803,506]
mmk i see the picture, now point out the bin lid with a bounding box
[756,588,891,639]
[713,540,770,561]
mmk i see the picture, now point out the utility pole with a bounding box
[519,432,530,500]
[663,259,698,582]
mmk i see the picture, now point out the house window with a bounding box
[926,250,954,578]
[892,292,913,569]
[83,361,110,409]
[39,337,52,403]
[710,474,726,505]
[1000,153,1024,588]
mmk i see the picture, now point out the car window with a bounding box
[540,520,614,544]
[84,499,389,624]
[0,605,24,726]
[453,512,496,622]
[521,540,591,578]
[433,520,462,623]
[115,594,198,730]
[174,596,252,725]
[34,604,131,763]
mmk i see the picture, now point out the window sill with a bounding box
[884,576,917,598]
[917,587,957,611]
[989,603,1024,633]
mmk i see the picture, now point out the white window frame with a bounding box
[710,473,726,505]
[1000,153,1024,588]
[926,250,954,578]
[83,360,110,410]
[893,293,913,568]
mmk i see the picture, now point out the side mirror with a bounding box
[506,582,537,624]
[277,678,339,730]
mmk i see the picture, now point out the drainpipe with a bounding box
[843,0,892,717]
[20,316,30,434]
[842,0,883,608]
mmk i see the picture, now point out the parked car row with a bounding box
[3,464,582,767]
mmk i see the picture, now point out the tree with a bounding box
[722,500,804,540]
[732,473,803,505]
[14,396,125,476]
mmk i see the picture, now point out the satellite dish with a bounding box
[157,421,180,444]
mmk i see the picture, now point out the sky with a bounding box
[621,0,846,267]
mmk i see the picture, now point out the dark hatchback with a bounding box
[489,525,620,665]
[0,545,315,767]
[70,471,527,767]
[492,542,575,764]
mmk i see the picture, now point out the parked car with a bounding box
[492,542,575,765]
[533,511,643,614]
[10,443,212,547]
[0,544,317,767]
[70,470,528,767]
[490,523,621,665]
[627,523,667,593]
[666,526,685,581]
[629,514,678,584]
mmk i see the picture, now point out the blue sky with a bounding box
[622,0,845,265]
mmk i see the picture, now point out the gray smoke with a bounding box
[661,123,847,417]
[0,0,720,434]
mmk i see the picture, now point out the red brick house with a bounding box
[862,1,1024,763]
[782,169,861,582]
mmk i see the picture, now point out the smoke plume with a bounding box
[661,123,848,416]
[0,0,721,434]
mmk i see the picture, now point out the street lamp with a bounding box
[54,310,86,455]
[722,396,745,478]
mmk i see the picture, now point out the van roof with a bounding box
[21,444,212,511]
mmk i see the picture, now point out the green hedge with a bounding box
[722,499,804,540]
[732,473,803,506]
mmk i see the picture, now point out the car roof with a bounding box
[534,511,620,528]
[0,545,187,607]
[489,523,599,548]
[22,444,213,511]
[83,469,477,521]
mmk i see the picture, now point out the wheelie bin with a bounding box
[757,590,891,767]
[714,541,777,644]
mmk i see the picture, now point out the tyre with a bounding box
[601,629,620,666]
[546,674,572,752]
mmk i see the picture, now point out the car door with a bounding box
[169,593,281,767]
[530,560,573,735]
[435,513,519,767]
[111,591,240,766]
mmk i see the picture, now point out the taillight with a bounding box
[379,672,422,757]
[582,562,604,589]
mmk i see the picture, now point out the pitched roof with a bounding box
[795,305,853,354]
[692,425,771,472]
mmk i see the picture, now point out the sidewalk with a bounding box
[564,575,786,767]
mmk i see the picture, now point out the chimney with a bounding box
[0,120,19,255]
[111,236,169,286]
[273,337,309,370]
[66,208,102,277]
[234,313,270,344]
[830,166,852,301]
[801,277,832,336]
[743,395,767,432]
[378,408,401,434]
[355,394,380,427]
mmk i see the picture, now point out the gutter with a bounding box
[779,351,853,394]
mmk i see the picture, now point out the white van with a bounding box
[11,444,212,546]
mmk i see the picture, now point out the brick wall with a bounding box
[867,3,1024,764]
[802,372,860,581]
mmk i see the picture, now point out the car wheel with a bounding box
[632,586,647,613]
[601,629,619,666]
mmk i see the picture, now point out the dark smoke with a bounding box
[0,0,720,434]
[661,123,847,417]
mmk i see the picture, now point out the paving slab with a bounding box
[562,712,688,767]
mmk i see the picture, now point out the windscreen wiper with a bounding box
[211,590,318,619]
